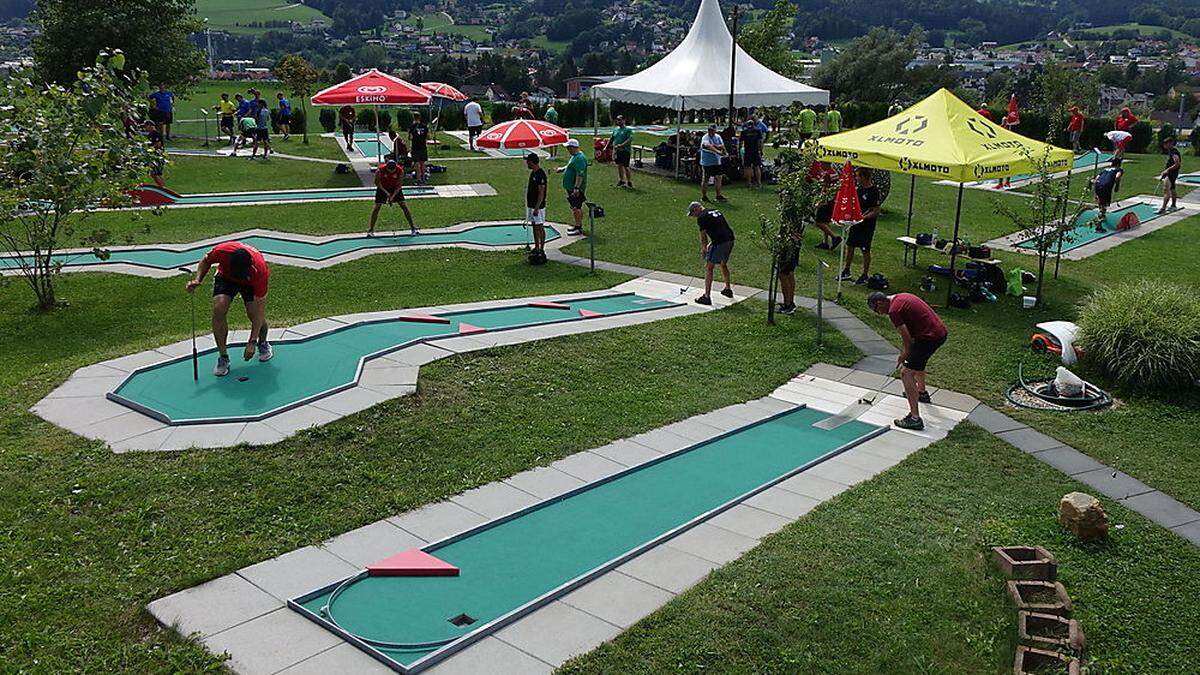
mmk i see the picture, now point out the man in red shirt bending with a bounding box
[186,241,272,377]
[369,158,417,236]
[867,291,948,431]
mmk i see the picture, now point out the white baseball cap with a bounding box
[565,139,580,148]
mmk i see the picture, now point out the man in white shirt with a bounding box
[698,125,727,202]
[464,97,484,151]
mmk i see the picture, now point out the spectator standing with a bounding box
[276,93,292,141]
[409,112,430,185]
[148,84,175,140]
[740,118,764,188]
[339,105,356,151]
[1068,106,1085,153]
[217,93,236,145]
[610,115,635,189]
[557,139,589,235]
[544,104,560,158]
[253,99,272,159]
[464,97,484,151]
[826,104,842,134]
[839,167,881,284]
[1115,107,1138,132]
[797,105,817,141]
[698,125,727,202]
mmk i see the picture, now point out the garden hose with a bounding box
[1005,360,1112,411]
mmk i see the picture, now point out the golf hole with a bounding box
[237,376,249,382]
[448,613,475,627]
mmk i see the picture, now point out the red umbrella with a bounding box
[831,161,862,224]
[420,82,467,102]
[477,119,569,149]
[310,69,432,106]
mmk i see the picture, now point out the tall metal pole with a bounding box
[945,183,964,307]
[727,5,739,127]
[906,174,916,235]
[674,97,684,179]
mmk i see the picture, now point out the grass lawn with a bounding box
[194,0,329,35]
[403,10,493,42]
[158,154,361,193]
[167,133,349,161]
[563,425,1200,673]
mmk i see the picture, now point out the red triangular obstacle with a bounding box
[397,314,451,324]
[458,322,486,335]
[578,309,603,318]
[529,301,571,310]
[367,549,459,577]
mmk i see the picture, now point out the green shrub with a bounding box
[1076,279,1200,390]
[319,108,337,132]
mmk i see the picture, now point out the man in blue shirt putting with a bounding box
[148,84,175,140]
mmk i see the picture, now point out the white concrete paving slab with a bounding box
[551,451,626,482]
[590,439,663,466]
[201,608,343,675]
[450,481,541,519]
[617,542,721,594]
[706,503,793,540]
[493,600,622,667]
[423,636,554,675]
[320,520,427,568]
[503,466,587,500]
[559,571,676,629]
[278,642,396,674]
[147,574,281,639]
[236,546,357,602]
[666,523,759,565]
[744,486,823,519]
[388,500,489,543]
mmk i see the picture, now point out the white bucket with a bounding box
[1023,296,1036,309]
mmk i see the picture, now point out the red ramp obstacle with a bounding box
[578,309,603,318]
[367,549,460,577]
[457,322,486,335]
[128,185,182,207]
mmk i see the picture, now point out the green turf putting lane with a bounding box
[0,224,558,272]
[291,405,883,673]
[1016,202,1161,252]
[107,293,677,424]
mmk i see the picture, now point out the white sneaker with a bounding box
[257,342,273,363]
[214,355,230,377]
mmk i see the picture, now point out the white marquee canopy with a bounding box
[590,0,829,111]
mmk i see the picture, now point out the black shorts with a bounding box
[566,189,586,209]
[341,120,354,135]
[1095,186,1113,208]
[777,247,799,274]
[816,202,834,223]
[411,145,428,162]
[1165,172,1179,189]
[614,148,631,167]
[375,187,405,204]
[213,275,255,303]
[152,109,173,125]
[278,113,291,124]
[468,125,483,138]
[846,220,876,251]
[701,164,722,180]
[905,335,946,372]
[743,151,761,167]
[256,128,269,141]
[220,116,234,133]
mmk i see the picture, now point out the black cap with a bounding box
[526,153,540,163]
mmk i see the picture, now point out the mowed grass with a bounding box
[195,0,329,34]
[0,273,859,670]
[157,154,361,193]
[564,426,1200,673]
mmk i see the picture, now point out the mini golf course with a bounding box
[1015,202,1161,253]
[290,404,883,673]
[130,184,434,207]
[107,293,677,425]
[0,223,561,274]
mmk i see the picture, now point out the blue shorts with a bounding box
[706,240,734,264]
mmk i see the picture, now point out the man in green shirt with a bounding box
[825,104,842,134]
[610,115,635,189]
[545,105,559,157]
[798,106,817,141]
[557,138,589,235]
[231,115,258,156]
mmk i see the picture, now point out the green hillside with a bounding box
[195,0,330,35]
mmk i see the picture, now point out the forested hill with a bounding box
[0,0,33,21]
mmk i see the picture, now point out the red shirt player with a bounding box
[1115,107,1138,132]
[976,107,994,121]
[186,241,272,376]
[1067,106,1085,153]
[369,158,417,236]
[867,291,948,431]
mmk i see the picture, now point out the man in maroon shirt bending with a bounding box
[867,291,948,431]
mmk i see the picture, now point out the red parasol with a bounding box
[420,82,468,102]
[831,161,862,224]
[310,69,432,106]
[477,119,569,149]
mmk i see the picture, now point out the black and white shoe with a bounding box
[695,295,712,306]
[720,288,734,298]
[894,414,924,430]
[776,303,796,315]
[854,273,869,285]
[836,269,853,281]
[918,390,932,404]
[567,227,584,236]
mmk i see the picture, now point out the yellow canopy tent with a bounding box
[816,89,1075,305]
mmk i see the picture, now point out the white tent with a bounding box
[590,0,829,111]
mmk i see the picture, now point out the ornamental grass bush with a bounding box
[1076,279,1200,390]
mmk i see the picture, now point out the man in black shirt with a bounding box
[409,113,430,185]
[740,118,764,188]
[687,201,735,306]
[839,167,882,285]
[524,153,548,254]
[1159,136,1182,214]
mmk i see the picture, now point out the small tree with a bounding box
[274,53,319,144]
[759,135,837,324]
[0,52,159,310]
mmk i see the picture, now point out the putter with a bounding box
[180,266,198,381]
[813,367,899,430]
[679,253,705,295]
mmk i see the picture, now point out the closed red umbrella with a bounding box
[1006,94,1020,126]
[420,82,467,102]
[831,161,862,224]
[477,119,569,149]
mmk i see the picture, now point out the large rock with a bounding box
[1059,492,1108,541]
